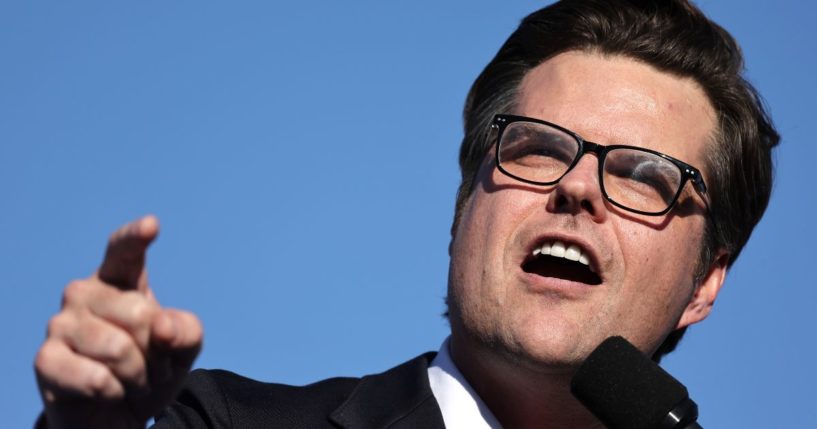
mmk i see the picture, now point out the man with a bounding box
[35,0,778,428]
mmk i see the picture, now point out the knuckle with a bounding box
[34,340,59,373]
[104,331,133,361]
[62,280,89,305]
[46,313,70,337]
[86,366,116,397]
[116,352,146,383]
[126,297,156,328]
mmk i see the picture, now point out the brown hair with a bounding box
[451,0,779,361]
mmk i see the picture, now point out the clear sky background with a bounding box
[2,1,815,427]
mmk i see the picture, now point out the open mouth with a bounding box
[522,240,602,286]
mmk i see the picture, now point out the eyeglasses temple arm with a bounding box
[689,171,719,234]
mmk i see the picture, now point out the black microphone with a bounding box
[570,336,702,429]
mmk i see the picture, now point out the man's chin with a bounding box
[484,332,596,376]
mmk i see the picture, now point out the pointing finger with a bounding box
[97,215,159,291]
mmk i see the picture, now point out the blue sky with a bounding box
[2,1,815,427]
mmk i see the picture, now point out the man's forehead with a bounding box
[514,51,717,164]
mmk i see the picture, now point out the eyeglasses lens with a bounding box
[602,149,682,214]
[498,121,579,183]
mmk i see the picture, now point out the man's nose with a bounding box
[545,155,608,222]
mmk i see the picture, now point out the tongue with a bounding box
[523,256,601,285]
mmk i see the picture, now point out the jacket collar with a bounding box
[330,352,446,429]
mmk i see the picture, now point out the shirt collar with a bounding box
[427,337,503,429]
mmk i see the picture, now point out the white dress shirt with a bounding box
[427,337,503,429]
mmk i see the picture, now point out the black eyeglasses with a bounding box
[491,114,710,216]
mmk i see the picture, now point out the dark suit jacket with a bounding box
[152,352,446,429]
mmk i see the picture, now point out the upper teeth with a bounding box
[533,241,593,270]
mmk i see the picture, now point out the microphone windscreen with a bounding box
[570,336,689,429]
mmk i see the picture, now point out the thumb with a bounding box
[151,309,203,370]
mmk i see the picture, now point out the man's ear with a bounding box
[676,249,729,329]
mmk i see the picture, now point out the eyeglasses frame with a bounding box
[491,114,710,216]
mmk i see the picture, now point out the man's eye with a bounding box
[606,155,680,203]
[503,139,574,166]
[631,172,677,202]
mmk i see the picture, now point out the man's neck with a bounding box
[449,334,604,429]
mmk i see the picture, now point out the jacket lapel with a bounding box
[329,352,446,429]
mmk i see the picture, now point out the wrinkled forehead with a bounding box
[514,51,717,170]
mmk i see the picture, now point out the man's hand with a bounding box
[34,216,203,429]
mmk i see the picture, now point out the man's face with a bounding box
[448,51,722,369]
